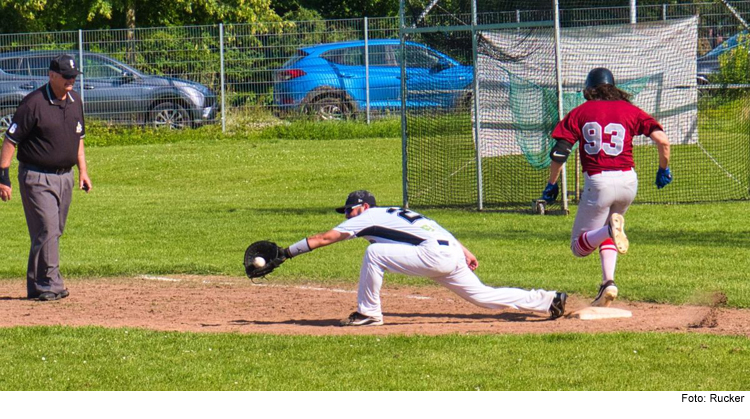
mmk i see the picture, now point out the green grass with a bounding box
[0,327,747,390]
[0,128,748,391]
[84,117,401,147]
[0,138,748,307]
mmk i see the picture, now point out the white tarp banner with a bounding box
[477,16,698,159]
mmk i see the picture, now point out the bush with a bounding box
[716,33,750,85]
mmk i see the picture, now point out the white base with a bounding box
[569,307,632,320]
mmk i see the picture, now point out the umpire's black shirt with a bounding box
[5,83,85,170]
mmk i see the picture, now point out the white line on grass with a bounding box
[139,275,182,282]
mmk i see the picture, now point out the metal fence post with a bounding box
[663,4,667,20]
[78,29,85,105]
[516,9,521,32]
[553,0,568,213]
[471,0,483,211]
[630,0,637,24]
[219,23,226,133]
[399,1,409,208]
[365,17,371,124]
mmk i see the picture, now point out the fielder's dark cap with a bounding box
[335,190,377,213]
[49,54,82,77]
[585,67,615,90]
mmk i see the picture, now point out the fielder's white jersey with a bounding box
[333,207,455,245]
[335,207,557,318]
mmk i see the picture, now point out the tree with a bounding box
[0,0,281,33]
[271,0,399,19]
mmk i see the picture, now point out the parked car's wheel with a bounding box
[308,96,351,121]
[151,102,190,129]
[0,106,16,133]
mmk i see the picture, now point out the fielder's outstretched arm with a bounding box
[307,230,351,249]
[284,229,352,258]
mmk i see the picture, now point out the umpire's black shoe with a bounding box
[38,289,70,301]
[549,292,567,320]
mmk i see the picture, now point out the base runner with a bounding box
[280,190,567,326]
[540,67,672,307]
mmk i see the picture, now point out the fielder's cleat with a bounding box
[608,213,629,254]
[549,292,567,320]
[340,311,384,327]
[591,280,618,307]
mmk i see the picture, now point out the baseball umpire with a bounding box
[540,67,671,307]
[0,54,92,301]
[272,190,566,326]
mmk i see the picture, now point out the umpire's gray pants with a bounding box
[18,164,73,297]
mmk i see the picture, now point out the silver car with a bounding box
[0,50,218,130]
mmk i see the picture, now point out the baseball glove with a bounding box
[244,240,288,279]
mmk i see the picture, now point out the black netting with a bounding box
[402,3,750,209]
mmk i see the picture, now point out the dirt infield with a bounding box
[0,276,748,337]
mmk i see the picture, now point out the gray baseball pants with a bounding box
[570,170,638,247]
[17,164,73,298]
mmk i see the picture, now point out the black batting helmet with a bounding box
[585,67,615,90]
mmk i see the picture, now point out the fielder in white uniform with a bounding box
[282,190,567,326]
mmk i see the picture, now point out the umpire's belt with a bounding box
[21,163,72,175]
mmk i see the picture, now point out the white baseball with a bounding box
[252,257,266,268]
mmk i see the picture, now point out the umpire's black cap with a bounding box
[49,54,83,78]
[585,67,615,90]
[336,190,377,213]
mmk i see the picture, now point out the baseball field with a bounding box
[0,123,748,390]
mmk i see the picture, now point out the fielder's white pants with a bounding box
[357,240,556,318]
[571,170,638,248]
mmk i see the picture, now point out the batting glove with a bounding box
[542,182,559,204]
[655,167,672,189]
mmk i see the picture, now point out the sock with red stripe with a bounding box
[572,225,612,257]
[599,238,618,282]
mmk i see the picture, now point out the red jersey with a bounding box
[551,100,662,174]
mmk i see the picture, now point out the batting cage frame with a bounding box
[398,0,750,212]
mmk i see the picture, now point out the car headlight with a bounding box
[183,87,205,108]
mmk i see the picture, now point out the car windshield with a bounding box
[28,56,58,76]
[0,57,24,75]
[84,55,127,78]
[394,45,442,68]
[282,50,309,68]
[701,31,747,60]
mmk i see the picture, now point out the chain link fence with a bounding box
[400,1,750,208]
[0,1,748,138]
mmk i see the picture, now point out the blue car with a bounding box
[273,39,474,119]
[697,31,747,85]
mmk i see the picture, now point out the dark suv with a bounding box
[0,50,218,130]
